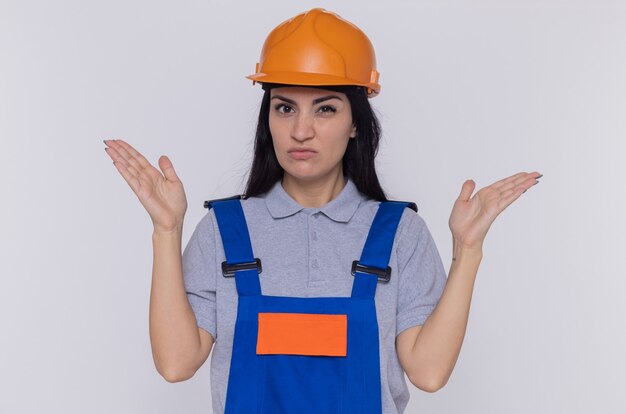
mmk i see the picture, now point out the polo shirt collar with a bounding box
[265,178,365,223]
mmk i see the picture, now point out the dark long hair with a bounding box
[243,83,387,201]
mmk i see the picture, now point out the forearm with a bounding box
[149,226,207,381]
[407,242,482,389]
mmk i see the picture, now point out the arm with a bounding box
[397,171,541,392]
[150,227,214,383]
[103,139,213,382]
[396,243,481,392]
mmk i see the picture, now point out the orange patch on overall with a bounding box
[256,312,347,357]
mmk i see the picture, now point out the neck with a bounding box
[282,171,346,208]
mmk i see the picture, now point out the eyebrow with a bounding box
[270,95,343,105]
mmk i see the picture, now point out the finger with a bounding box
[105,145,142,179]
[104,140,142,173]
[158,155,180,183]
[492,171,542,191]
[506,171,542,191]
[106,139,147,174]
[114,139,152,169]
[498,186,524,200]
[112,158,142,195]
[497,175,532,194]
[501,173,542,195]
[457,179,476,202]
[491,172,528,190]
[497,174,541,210]
[497,185,528,211]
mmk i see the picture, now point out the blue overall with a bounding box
[208,198,412,414]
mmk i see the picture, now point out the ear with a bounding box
[349,125,357,139]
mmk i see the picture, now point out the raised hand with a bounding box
[104,139,187,232]
[448,171,542,251]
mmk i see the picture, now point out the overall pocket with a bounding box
[257,312,348,414]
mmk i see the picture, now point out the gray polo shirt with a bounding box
[182,178,447,413]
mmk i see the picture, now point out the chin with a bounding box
[283,169,339,184]
[279,163,313,179]
[279,159,342,184]
[285,172,321,182]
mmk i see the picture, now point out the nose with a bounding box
[290,112,315,142]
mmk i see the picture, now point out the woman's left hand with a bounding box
[448,171,542,251]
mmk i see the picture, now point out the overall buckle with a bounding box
[222,258,262,278]
[351,260,391,283]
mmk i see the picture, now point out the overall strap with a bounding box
[351,201,413,299]
[209,198,262,296]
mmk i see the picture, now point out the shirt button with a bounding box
[311,259,319,269]
[311,231,318,241]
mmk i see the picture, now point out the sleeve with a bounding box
[182,210,218,341]
[395,210,447,337]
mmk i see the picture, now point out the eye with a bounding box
[317,105,337,114]
[274,103,294,114]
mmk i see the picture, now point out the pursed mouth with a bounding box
[288,149,317,160]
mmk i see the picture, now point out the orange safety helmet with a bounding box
[246,8,381,98]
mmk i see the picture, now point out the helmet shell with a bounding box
[246,8,380,97]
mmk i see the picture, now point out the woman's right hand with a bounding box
[104,139,188,233]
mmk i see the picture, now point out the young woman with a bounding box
[104,8,541,414]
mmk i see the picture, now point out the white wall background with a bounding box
[1,0,625,412]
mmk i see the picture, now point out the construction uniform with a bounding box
[183,179,447,413]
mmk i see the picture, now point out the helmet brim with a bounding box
[246,71,379,97]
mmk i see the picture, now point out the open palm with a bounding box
[448,171,541,250]
[104,139,187,232]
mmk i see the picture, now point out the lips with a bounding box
[288,148,317,160]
